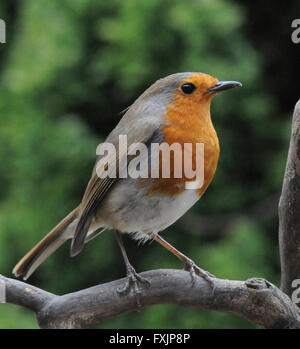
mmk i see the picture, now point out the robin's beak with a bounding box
[207,81,242,93]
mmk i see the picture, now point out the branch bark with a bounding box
[1,100,300,329]
[1,270,300,329]
[279,100,300,296]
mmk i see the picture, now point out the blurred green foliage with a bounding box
[0,0,292,328]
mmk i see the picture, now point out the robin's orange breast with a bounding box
[149,91,220,196]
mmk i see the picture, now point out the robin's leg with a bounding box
[115,230,150,307]
[149,233,215,287]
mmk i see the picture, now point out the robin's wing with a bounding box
[70,166,115,257]
[70,124,160,257]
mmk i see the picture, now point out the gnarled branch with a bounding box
[1,270,300,329]
[279,99,300,296]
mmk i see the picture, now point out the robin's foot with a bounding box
[117,264,150,308]
[184,258,216,289]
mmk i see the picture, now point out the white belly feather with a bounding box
[96,178,201,240]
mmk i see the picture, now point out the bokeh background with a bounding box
[0,0,299,329]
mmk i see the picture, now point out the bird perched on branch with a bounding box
[13,72,241,305]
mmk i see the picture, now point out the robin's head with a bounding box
[128,73,242,130]
[175,73,242,102]
[136,72,242,112]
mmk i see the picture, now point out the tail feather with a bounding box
[70,214,93,257]
[84,227,107,243]
[13,206,80,280]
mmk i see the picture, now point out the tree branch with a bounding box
[279,99,300,296]
[0,274,54,313]
[1,270,300,329]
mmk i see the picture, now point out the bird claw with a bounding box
[117,264,150,308]
[184,259,216,291]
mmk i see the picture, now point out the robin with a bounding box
[13,73,241,304]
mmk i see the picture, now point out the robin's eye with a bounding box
[181,83,196,95]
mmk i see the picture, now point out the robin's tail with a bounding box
[13,206,80,280]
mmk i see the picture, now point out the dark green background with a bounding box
[0,0,299,328]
